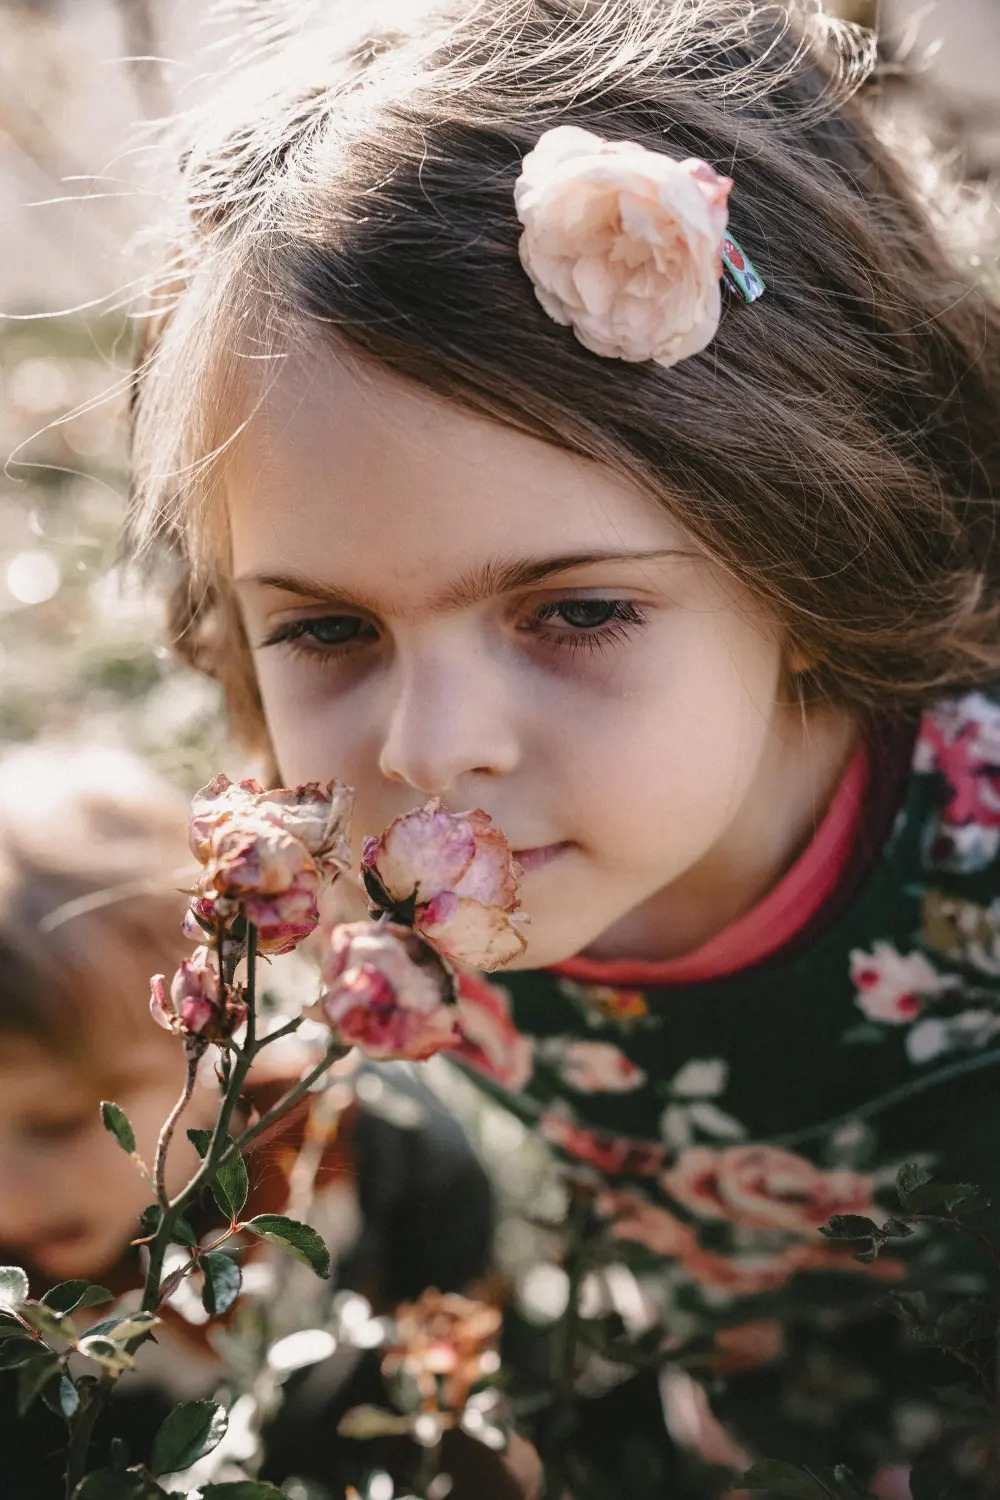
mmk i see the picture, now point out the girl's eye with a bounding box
[543,600,623,629]
[526,598,646,655]
[261,614,373,656]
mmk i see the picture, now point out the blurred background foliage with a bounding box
[0,0,998,791]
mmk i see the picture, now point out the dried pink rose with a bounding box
[514,125,732,369]
[314,921,462,1061]
[186,774,353,952]
[189,774,353,877]
[186,774,355,948]
[362,801,526,971]
[150,946,247,1041]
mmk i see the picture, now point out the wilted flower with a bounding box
[362,801,526,971]
[187,774,353,953]
[382,1288,503,1412]
[189,774,353,876]
[314,921,461,1061]
[150,946,247,1042]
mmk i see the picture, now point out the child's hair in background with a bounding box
[0,743,195,1081]
[129,0,1000,758]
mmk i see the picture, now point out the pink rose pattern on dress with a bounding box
[542,1038,646,1093]
[914,692,1000,869]
[598,1189,903,1299]
[540,1104,665,1178]
[661,1144,877,1235]
[849,941,955,1025]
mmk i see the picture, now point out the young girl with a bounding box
[128,0,1000,1491]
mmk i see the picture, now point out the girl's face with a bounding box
[0,1036,214,1280]
[230,348,838,967]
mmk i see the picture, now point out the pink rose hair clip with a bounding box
[514,125,765,370]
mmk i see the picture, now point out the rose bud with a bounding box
[150,947,247,1041]
[362,802,526,971]
[313,921,462,1062]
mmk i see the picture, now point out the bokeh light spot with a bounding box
[6,551,60,604]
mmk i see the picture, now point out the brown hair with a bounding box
[0,744,194,1071]
[128,0,1000,753]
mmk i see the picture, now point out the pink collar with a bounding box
[552,744,870,988]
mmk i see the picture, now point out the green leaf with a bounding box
[17,1352,60,1415]
[742,1461,835,1499]
[187,1127,213,1158]
[818,1215,878,1241]
[83,1311,160,1342]
[0,1311,22,1337]
[880,1217,914,1238]
[0,1265,29,1310]
[201,1251,242,1317]
[244,1215,331,1278]
[137,1205,197,1248]
[101,1102,136,1155]
[41,1373,80,1420]
[931,1298,997,1349]
[42,1281,113,1315]
[22,1300,75,1341]
[881,1290,930,1333]
[73,1470,169,1500]
[0,1335,46,1369]
[950,1191,991,1218]
[150,1400,228,1476]
[211,1144,249,1222]
[895,1175,982,1215]
[896,1162,933,1203]
[200,1486,289,1500]
[77,1336,135,1376]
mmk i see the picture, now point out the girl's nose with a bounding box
[377,647,520,795]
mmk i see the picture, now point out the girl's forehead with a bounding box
[227,345,692,591]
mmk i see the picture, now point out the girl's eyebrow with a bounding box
[236,548,688,613]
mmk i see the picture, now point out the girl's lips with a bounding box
[512,841,573,874]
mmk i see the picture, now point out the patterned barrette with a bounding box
[513,125,765,370]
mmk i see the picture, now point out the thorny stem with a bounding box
[221,1040,347,1164]
[543,1181,593,1500]
[153,1042,203,1204]
[141,927,259,1314]
[65,1378,113,1499]
[69,921,347,1487]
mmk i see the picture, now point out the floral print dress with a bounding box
[448,690,1000,1491]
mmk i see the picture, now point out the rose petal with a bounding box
[418,892,527,971]
[371,801,476,903]
[515,126,730,369]
[149,974,174,1032]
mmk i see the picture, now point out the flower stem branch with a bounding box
[223,1039,348,1164]
[153,1041,203,1205]
[64,1376,113,1499]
